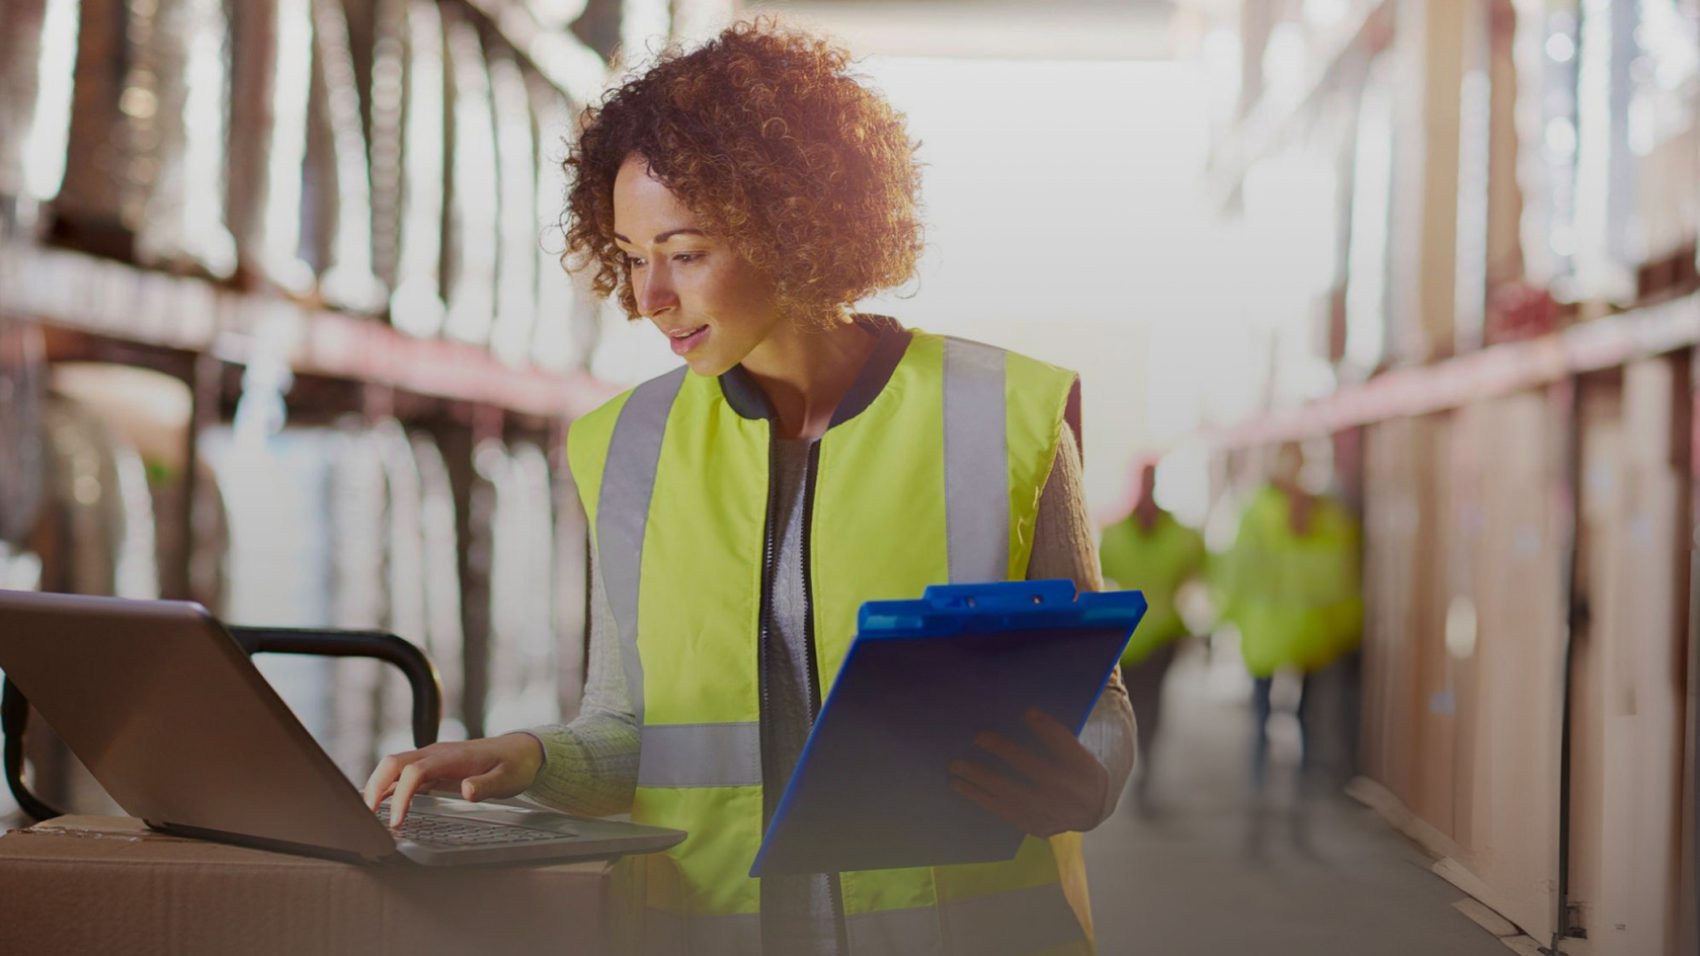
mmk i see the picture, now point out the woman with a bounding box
[365,21,1134,955]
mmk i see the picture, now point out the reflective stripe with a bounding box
[941,881,1085,956]
[847,903,945,956]
[942,337,1008,584]
[638,722,763,788]
[643,908,763,956]
[598,366,687,725]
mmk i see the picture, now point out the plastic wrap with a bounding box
[488,55,540,367]
[309,0,386,312]
[389,0,447,337]
[477,440,558,732]
[442,15,500,347]
[50,0,137,248]
[367,0,408,289]
[131,0,238,278]
[256,0,317,293]
[0,318,47,547]
[529,76,583,373]
[410,433,466,738]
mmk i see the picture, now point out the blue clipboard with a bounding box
[749,580,1147,877]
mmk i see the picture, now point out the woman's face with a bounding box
[612,154,783,376]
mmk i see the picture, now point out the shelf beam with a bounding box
[1205,291,1700,449]
[1,243,617,419]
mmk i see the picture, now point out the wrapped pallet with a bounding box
[231,0,317,294]
[477,440,559,734]
[529,76,586,374]
[412,432,467,738]
[308,0,386,312]
[389,0,448,337]
[0,0,79,207]
[326,423,391,778]
[49,0,138,256]
[442,15,499,347]
[366,0,408,289]
[0,317,47,548]
[130,0,238,279]
[488,54,539,367]
[201,427,341,773]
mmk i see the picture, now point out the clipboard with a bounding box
[749,580,1147,877]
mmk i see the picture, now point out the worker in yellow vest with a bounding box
[1098,460,1205,815]
[1215,442,1362,796]
[365,21,1135,955]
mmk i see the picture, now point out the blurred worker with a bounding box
[1099,459,1205,815]
[1215,441,1362,798]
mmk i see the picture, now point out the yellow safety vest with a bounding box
[568,323,1096,955]
[1215,485,1363,678]
[1098,512,1204,666]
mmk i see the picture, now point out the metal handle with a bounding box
[2,676,60,822]
[3,626,444,823]
[226,626,443,752]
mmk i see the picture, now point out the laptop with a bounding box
[0,589,685,866]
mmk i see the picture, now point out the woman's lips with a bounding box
[669,325,709,356]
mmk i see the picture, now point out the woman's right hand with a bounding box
[363,733,546,827]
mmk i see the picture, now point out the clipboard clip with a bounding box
[919,579,1079,610]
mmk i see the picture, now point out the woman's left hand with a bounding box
[948,708,1109,837]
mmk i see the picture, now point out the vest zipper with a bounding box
[799,441,850,955]
[757,429,779,821]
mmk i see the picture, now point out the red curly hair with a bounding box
[561,19,924,326]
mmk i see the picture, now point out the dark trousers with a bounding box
[1250,672,1309,793]
[1124,641,1178,803]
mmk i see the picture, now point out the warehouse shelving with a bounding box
[1206,0,1395,211]
[1204,289,1700,448]
[0,243,618,420]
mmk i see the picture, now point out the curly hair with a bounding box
[561,19,924,326]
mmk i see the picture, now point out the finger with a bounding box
[1025,709,1098,771]
[364,752,412,810]
[971,731,1056,784]
[950,775,1047,835]
[950,759,1047,820]
[389,760,439,828]
[461,763,514,803]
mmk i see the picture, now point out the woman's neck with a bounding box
[741,315,876,441]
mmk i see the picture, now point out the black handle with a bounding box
[2,676,61,822]
[3,626,444,824]
[226,626,443,752]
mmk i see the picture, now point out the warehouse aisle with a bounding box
[1084,645,1515,956]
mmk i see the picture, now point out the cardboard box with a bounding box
[0,816,612,955]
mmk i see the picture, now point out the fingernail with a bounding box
[973,732,995,748]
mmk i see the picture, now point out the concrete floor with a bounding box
[1082,645,1514,956]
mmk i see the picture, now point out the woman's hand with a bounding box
[363,733,546,827]
[948,708,1109,838]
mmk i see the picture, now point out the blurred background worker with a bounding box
[1099,459,1206,816]
[1215,441,1363,807]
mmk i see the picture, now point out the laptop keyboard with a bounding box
[375,805,570,847]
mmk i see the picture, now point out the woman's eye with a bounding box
[626,257,647,269]
[672,252,702,264]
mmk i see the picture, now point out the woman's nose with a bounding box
[637,264,679,317]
